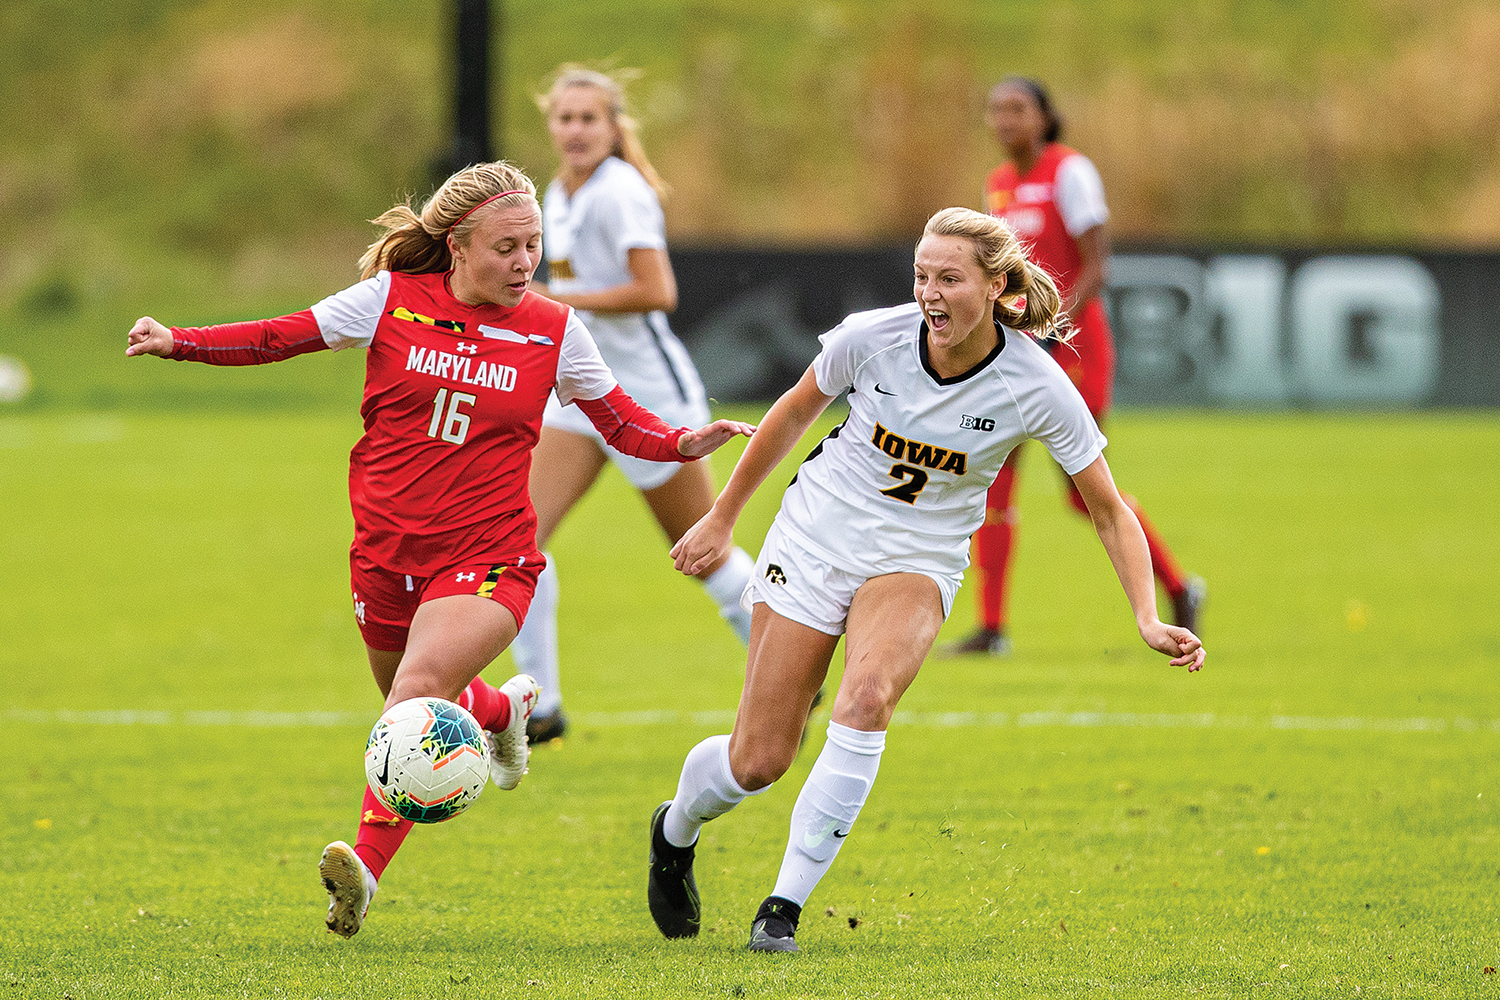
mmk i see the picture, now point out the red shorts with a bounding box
[349,546,545,652]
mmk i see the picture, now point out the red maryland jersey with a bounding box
[167,270,688,576]
[347,272,570,574]
[984,142,1092,300]
[985,143,1115,414]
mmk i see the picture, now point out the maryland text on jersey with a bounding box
[405,345,519,392]
[870,422,967,475]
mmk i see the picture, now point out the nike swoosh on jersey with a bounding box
[873,382,897,395]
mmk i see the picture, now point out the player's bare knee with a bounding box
[386,661,464,704]
[835,674,900,730]
[730,742,796,792]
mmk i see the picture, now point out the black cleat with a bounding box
[939,627,1013,657]
[526,708,568,745]
[1171,576,1207,636]
[747,895,802,953]
[647,801,700,938]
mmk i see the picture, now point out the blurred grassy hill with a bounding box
[2,0,1498,408]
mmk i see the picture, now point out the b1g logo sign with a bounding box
[1106,254,1440,406]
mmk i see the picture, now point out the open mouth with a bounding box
[926,308,950,333]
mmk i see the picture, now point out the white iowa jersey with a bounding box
[776,301,1106,578]
[543,156,688,393]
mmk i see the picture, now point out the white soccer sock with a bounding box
[701,546,754,644]
[770,721,885,907]
[663,734,765,848]
[510,554,562,716]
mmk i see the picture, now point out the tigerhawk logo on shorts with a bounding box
[765,564,787,585]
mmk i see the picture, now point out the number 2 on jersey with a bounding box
[427,388,477,444]
[880,463,929,504]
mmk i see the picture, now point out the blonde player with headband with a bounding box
[511,65,760,744]
[126,161,753,938]
[645,207,1204,953]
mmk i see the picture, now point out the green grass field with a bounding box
[3,403,1498,998]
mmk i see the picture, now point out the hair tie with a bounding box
[449,189,531,232]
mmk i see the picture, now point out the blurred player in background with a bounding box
[945,77,1205,657]
[513,66,758,743]
[646,207,1204,953]
[126,161,752,938]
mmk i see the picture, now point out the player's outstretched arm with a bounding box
[1070,455,1205,672]
[676,418,757,459]
[671,366,835,577]
[126,317,175,358]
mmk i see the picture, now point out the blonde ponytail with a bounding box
[359,162,537,279]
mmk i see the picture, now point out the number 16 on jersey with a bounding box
[427,388,477,444]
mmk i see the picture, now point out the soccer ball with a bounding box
[365,697,488,823]
[0,355,32,404]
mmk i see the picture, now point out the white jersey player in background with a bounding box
[514,66,757,743]
[646,207,1206,953]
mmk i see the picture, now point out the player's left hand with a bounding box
[1140,621,1205,672]
[677,419,756,459]
[126,316,175,358]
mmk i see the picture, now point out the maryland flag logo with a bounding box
[388,307,465,333]
[475,564,508,599]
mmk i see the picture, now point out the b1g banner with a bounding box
[668,246,1500,407]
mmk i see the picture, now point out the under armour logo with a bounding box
[455,341,479,355]
[456,571,477,582]
[765,563,787,585]
[353,593,366,625]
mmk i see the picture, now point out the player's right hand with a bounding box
[670,509,734,578]
[1140,620,1205,672]
[126,317,175,357]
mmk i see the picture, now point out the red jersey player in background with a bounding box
[944,77,1205,657]
[126,161,754,938]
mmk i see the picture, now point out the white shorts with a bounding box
[743,519,962,636]
[542,354,711,491]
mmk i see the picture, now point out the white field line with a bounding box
[4,708,1498,734]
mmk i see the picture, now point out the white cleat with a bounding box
[487,673,540,790]
[320,840,377,938]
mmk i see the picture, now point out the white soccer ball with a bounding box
[365,697,488,823]
[0,355,32,403]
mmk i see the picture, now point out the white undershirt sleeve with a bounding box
[1054,155,1110,238]
[309,271,392,351]
[554,310,620,405]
